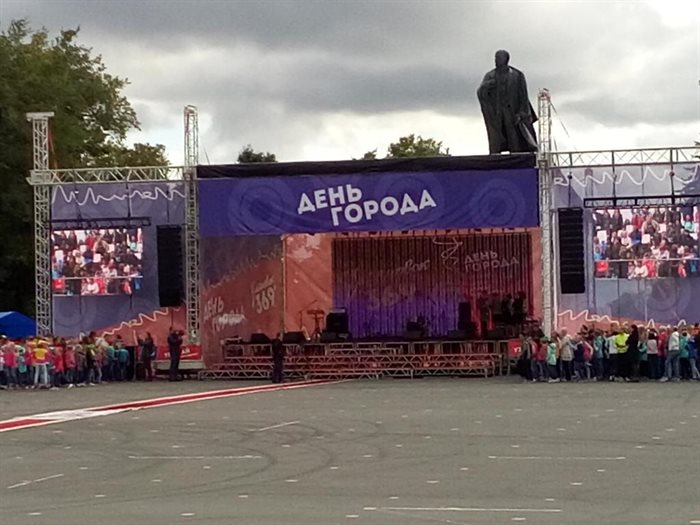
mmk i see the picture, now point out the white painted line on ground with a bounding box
[203,466,211,470]
[285,479,298,483]
[28,512,42,516]
[151,479,162,483]
[345,515,359,519]
[427,480,440,484]
[488,455,625,461]
[257,421,300,432]
[512,518,527,522]
[570,482,583,486]
[33,474,64,483]
[238,494,248,499]
[597,469,606,473]
[94,494,106,498]
[8,473,64,489]
[7,481,31,489]
[181,513,195,517]
[545,498,556,502]
[371,507,562,514]
[363,507,377,511]
[127,455,261,460]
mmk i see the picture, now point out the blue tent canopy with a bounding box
[0,311,37,339]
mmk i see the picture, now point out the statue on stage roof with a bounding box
[477,50,538,154]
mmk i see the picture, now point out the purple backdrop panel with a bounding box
[332,233,533,338]
[199,169,538,236]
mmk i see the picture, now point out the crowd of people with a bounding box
[517,323,700,383]
[593,207,700,279]
[0,332,159,390]
[51,228,144,296]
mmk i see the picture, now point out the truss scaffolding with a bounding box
[184,105,201,343]
[26,101,697,341]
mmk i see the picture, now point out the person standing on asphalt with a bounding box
[627,325,640,382]
[661,326,681,382]
[167,327,183,382]
[271,334,285,384]
[140,332,156,381]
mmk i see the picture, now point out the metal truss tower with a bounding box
[537,90,555,336]
[27,112,55,336]
[184,105,201,343]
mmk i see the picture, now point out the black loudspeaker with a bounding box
[250,333,271,344]
[156,226,184,307]
[283,332,306,344]
[326,310,349,334]
[457,301,472,330]
[558,208,586,294]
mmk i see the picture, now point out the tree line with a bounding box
[0,20,450,315]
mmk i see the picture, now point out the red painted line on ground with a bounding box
[0,379,344,433]
[89,379,337,411]
[0,418,53,432]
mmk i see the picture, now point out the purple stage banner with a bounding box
[199,169,538,236]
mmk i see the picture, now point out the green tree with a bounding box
[237,144,277,163]
[386,134,450,158]
[359,149,377,160]
[0,20,167,315]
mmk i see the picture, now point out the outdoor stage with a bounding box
[25,104,700,377]
[201,339,516,380]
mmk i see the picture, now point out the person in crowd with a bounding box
[559,329,574,381]
[32,340,51,389]
[2,338,18,389]
[52,344,65,389]
[615,327,629,380]
[118,343,130,381]
[0,347,5,389]
[646,329,660,380]
[545,336,559,383]
[534,336,548,381]
[139,332,156,382]
[679,328,691,380]
[63,342,76,388]
[167,327,184,382]
[271,333,285,384]
[593,330,605,380]
[84,336,97,386]
[607,327,619,380]
[687,328,700,380]
[627,325,641,382]
[661,326,681,382]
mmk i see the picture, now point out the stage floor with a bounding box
[2,378,699,525]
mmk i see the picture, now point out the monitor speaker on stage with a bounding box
[457,301,472,330]
[283,331,306,344]
[156,225,184,307]
[250,333,271,345]
[558,208,586,294]
[326,309,348,334]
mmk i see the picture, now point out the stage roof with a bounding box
[197,153,536,179]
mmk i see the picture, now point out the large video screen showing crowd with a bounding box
[51,228,144,295]
[593,207,700,279]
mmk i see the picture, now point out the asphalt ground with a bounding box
[2,377,700,525]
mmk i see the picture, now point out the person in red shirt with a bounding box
[63,342,76,388]
[52,346,65,388]
[2,341,18,389]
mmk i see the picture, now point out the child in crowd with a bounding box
[63,343,76,388]
[52,345,65,389]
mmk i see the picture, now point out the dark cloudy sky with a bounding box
[2,0,699,164]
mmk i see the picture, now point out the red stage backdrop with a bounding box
[283,234,333,337]
[200,236,283,365]
[332,231,537,338]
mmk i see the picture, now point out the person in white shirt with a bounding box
[661,327,681,382]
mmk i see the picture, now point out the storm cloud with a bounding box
[2,0,699,163]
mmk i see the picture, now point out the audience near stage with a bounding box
[51,228,143,295]
[517,322,700,383]
[593,207,700,279]
[0,332,160,391]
